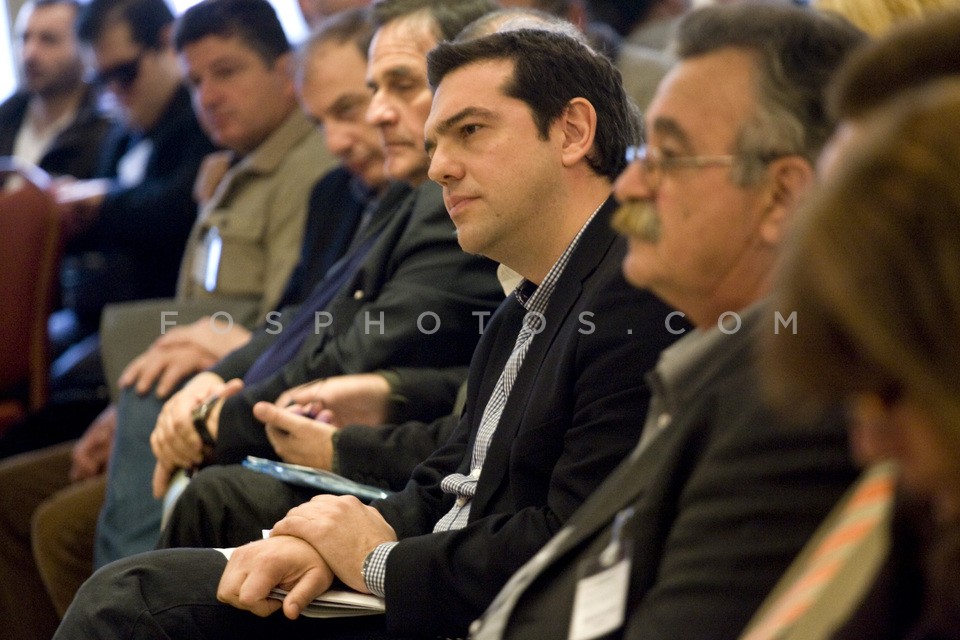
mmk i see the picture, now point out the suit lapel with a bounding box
[471,198,619,515]
[541,420,680,563]
[473,434,676,640]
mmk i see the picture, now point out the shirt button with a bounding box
[353,290,364,300]
[657,413,671,429]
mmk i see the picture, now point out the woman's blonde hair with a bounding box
[815,0,960,36]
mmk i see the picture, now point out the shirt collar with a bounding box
[511,197,607,313]
[230,108,316,176]
[652,299,767,409]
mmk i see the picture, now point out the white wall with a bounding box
[0,0,17,101]
[0,0,309,103]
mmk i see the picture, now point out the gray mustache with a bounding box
[612,200,660,242]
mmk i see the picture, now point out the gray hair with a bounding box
[674,2,866,184]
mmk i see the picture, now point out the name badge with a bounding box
[192,226,223,292]
[568,507,635,640]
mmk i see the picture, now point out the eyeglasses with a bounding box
[625,144,736,191]
[94,50,147,90]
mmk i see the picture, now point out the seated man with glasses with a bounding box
[468,4,867,639]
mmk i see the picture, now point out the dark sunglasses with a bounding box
[94,50,146,89]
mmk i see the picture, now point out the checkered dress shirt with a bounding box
[363,203,604,598]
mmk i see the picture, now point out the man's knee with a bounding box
[161,465,247,548]
[33,478,103,615]
[115,388,165,444]
[60,549,228,637]
[174,465,244,516]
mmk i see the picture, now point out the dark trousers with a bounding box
[54,548,392,639]
[159,464,318,549]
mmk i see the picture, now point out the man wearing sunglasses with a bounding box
[40,0,216,415]
[57,0,215,325]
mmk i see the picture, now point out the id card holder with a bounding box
[568,507,635,640]
[192,226,223,292]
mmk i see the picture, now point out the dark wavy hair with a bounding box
[427,29,632,180]
[174,0,290,65]
[77,0,173,49]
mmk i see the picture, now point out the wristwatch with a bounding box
[191,396,220,448]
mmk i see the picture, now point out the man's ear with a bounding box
[558,97,597,168]
[157,23,174,50]
[273,51,297,98]
[274,50,295,79]
[759,155,814,245]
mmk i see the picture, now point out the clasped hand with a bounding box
[218,495,397,619]
[149,373,243,497]
[217,535,334,620]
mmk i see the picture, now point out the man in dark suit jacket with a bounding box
[467,5,868,640]
[94,2,505,568]
[52,17,682,640]
[60,0,216,336]
[0,0,114,179]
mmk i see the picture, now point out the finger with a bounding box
[168,432,204,467]
[271,517,316,542]
[234,565,288,617]
[152,460,174,498]
[252,400,281,425]
[217,550,256,612]
[220,378,245,399]
[154,363,187,399]
[265,423,290,455]
[168,408,206,463]
[298,402,321,419]
[273,498,338,536]
[134,354,169,395]
[275,380,316,408]
[152,423,202,468]
[285,385,326,408]
[154,406,204,467]
[254,402,310,432]
[117,357,142,389]
[281,567,333,620]
[153,324,192,347]
[235,581,283,618]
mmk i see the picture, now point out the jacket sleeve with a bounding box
[87,118,213,254]
[380,366,468,423]
[212,187,501,464]
[334,411,461,491]
[207,306,296,382]
[373,276,682,637]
